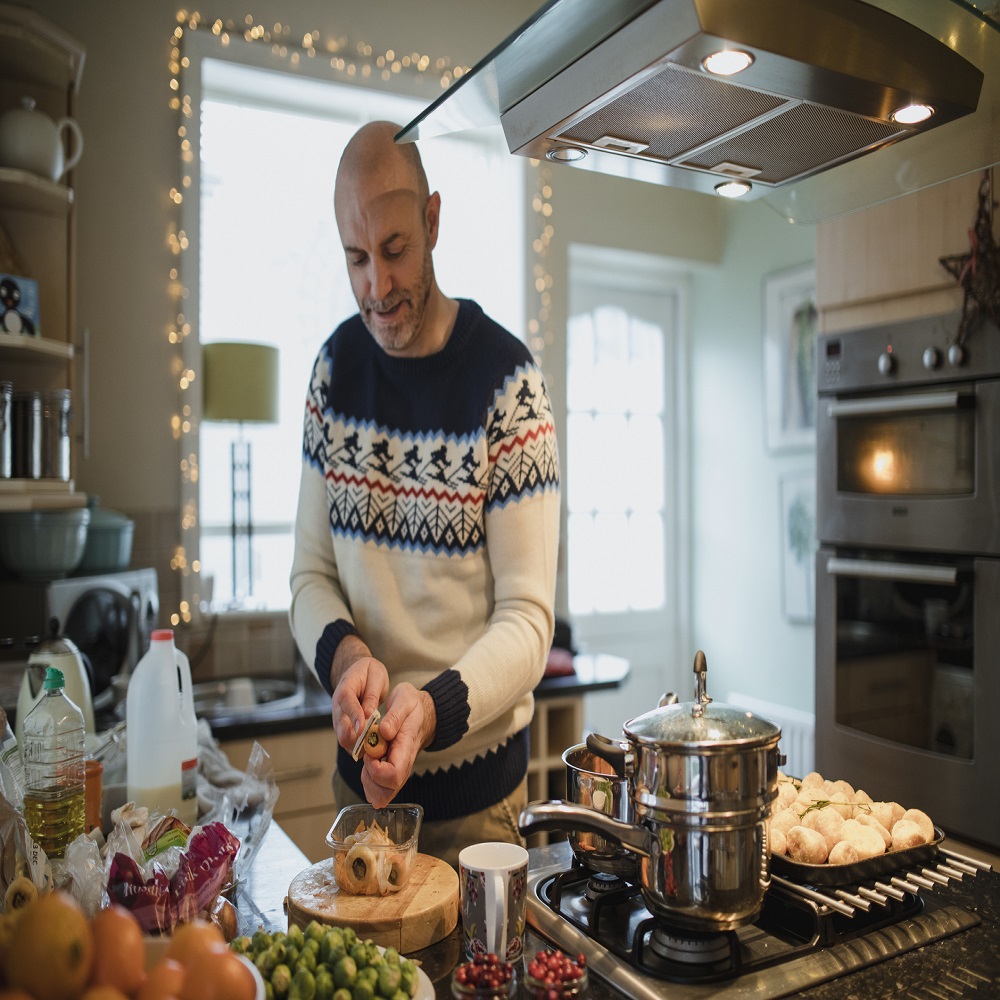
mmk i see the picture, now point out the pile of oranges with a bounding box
[0,891,256,1000]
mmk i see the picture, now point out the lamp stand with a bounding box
[230,424,253,601]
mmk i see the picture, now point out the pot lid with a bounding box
[86,495,133,529]
[624,651,781,747]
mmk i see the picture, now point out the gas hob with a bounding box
[525,842,989,1000]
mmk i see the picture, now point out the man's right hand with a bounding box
[330,636,389,755]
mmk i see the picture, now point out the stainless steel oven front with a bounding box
[815,309,1000,849]
[815,546,999,847]
[817,310,1000,554]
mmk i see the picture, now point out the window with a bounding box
[185,51,524,612]
[566,245,688,680]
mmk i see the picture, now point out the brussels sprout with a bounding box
[288,924,307,949]
[333,955,358,989]
[271,940,289,964]
[333,990,352,1000]
[399,963,418,998]
[382,947,400,967]
[231,935,252,955]
[289,967,317,1000]
[271,962,293,999]
[256,948,278,976]
[315,967,335,1000]
[350,942,369,967]
[377,962,401,998]
[306,920,327,943]
[350,979,375,1000]
[296,946,318,975]
[252,929,274,954]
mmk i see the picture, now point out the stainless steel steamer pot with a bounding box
[521,651,783,931]
[562,743,637,879]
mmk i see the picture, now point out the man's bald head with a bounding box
[335,120,429,211]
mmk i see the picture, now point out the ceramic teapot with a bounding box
[0,97,83,182]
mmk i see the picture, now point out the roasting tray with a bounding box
[770,826,945,887]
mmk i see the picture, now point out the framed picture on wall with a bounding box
[780,469,817,623]
[763,263,818,452]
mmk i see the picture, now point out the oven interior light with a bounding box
[714,179,752,198]
[891,103,935,125]
[702,49,754,76]
[869,448,897,486]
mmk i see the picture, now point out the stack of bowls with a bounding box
[0,506,90,579]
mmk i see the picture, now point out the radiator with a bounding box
[726,692,815,778]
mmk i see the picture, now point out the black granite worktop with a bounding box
[207,653,630,742]
[235,824,999,999]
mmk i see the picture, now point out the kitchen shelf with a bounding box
[526,693,583,848]
[0,167,73,214]
[0,5,84,92]
[0,330,73,360]
[0,479,85,511]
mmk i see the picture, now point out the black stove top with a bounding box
[526,844,986,1000]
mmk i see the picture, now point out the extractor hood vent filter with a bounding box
[555,62,908,185]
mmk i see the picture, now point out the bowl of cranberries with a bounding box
[451,953,518,998]
[524,948,589,998]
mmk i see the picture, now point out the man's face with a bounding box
[337,187,437,357]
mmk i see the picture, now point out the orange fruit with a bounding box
[5,890,93,1000]
[89,904,147,996]
[80,987,130,1000]
[137,958,185,1000]
[163,919,227,970]
[179,949,255,1000]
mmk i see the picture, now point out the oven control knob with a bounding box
[877,351,895,375]
[922,347,941,370]
[947,342,966,367]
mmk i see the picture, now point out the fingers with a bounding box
[332,655,389,752]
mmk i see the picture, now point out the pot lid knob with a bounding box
[691,649,712,718]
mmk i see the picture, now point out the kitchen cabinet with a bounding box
[816,170,984,333]
[221,727,338,865]
[0,3,85,511]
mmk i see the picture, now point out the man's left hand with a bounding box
[360,684,436,807]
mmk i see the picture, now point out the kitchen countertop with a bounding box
[235,824,999,999]
[206,653,630,742]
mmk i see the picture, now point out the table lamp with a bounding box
[201,341,279,602]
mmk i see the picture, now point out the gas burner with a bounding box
[585,872,627,900]
[648,927,733,966]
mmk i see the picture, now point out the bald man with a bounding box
[289,121,560,866]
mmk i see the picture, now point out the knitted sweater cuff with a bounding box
[422,669,470,752]
[315,619,359,696]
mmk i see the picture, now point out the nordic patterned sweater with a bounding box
[289,299,560,821]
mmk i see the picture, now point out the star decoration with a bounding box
[939,170,1000,346]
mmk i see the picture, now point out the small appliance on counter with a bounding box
[0,568,158,723]
[15,635,95,746]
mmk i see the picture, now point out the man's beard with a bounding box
[361,248,434,355]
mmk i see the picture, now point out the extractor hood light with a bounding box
[546,145,587,162]
[715,179,752,198]
[891,103,935,125]
[701,49,754,76]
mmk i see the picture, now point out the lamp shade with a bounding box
[202,341,279,423]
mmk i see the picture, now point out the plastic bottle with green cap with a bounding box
[21,665,86,858]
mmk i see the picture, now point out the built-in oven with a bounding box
[815,310,1000,850]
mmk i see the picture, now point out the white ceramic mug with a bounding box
[458,842,529,962]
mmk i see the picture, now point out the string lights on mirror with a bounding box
[166,10,555,626]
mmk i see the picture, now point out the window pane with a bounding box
[566,412,597,513]
[567,314,596,412]
[594,306,629,414]
[593,512,629,614]
[625,415,664,510]
[593,413,629,512]
[629,318,665,414]
[627,511,665,610]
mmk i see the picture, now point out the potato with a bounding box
[802,806,845,854]
[840,818,885,860]
[901,808,934,843]
[891,819,928,850]
[855,813,891,848]
[828,840,860,865]
[770,808,802,837]
[769,826,787,856]
[786,825,829,864]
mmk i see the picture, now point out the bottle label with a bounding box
[181,756,198,801]
[0,741,24,795]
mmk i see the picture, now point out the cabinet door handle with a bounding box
[273,765,324,783]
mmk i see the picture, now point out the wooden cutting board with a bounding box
[285,852,459,952]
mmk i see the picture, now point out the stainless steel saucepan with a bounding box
[521,651,783,932]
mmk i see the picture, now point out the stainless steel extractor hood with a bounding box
[396,0,1000,223]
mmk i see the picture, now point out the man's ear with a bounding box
[425,191,442,249]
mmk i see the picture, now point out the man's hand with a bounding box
[360,684,436,808]
[330,637,389,755]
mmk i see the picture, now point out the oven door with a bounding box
[817,378,1000,554]
[815,546,1000,847]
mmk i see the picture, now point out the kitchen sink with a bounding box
[191,676,305,720]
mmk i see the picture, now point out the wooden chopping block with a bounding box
[286,852,458,952]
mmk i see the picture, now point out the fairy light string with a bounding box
[166,10,555,624]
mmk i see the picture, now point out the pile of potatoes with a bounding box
[769,771,936,866]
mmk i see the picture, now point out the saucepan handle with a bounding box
[518,800,650,858]
[586,732,629,778]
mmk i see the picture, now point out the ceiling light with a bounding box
[546,145,586,162]
[891,103,934,125]
[701,49,754,76]
[714,179,752,198]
